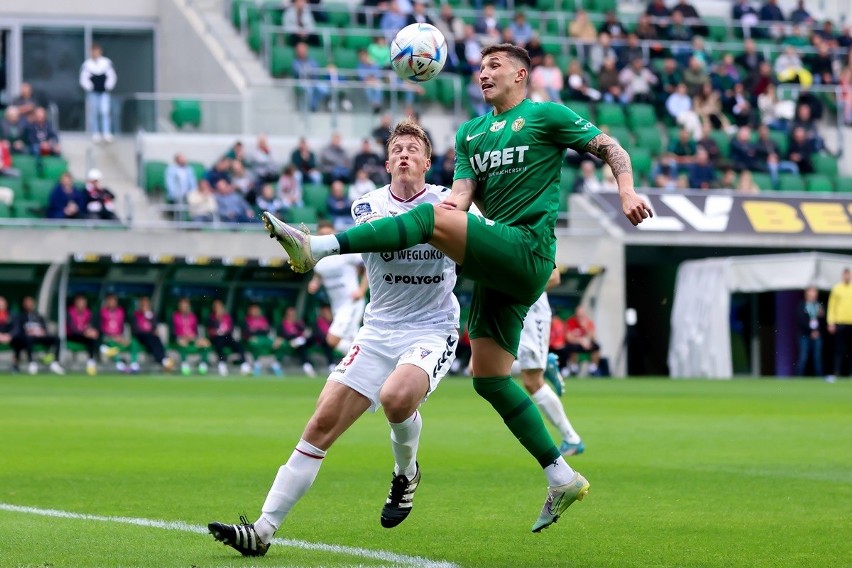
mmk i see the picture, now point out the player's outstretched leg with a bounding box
[531,471,591,533]
[380,462,421,528]
[208,515,270,557]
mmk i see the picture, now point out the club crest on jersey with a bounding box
[380,252,394,262]
[353,202,373,217]
[419,348,432,359]
[490,120,506,132]
[512,118,525,132]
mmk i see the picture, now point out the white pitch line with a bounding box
[0,503,460,568]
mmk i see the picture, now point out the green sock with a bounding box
[473,376,561,468]
[337,202,435,254]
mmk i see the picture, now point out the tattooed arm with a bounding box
[584,133,652,226]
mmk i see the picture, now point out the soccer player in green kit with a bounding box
[263,44,652,532]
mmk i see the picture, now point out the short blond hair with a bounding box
[387,118,432,159]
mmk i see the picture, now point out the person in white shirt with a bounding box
[209,119,459,556]
[165,153,197,203]
[79,44,117,143]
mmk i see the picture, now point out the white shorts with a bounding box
[518,309,551,371]
[328,299,366,343]
[328,326,458,412]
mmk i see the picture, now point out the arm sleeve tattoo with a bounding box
[585,133,632,178]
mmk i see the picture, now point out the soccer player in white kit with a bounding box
[209,119,458,557]
[307,222,367,359]
[518,269,585,457]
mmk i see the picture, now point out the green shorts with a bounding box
[460,214,554,358]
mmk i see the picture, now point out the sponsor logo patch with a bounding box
[490,120,506,132]
[353,202,373,217]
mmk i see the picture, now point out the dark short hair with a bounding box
[480,43,531,74]
[388,118,432,159]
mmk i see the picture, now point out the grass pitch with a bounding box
[0,375,850,568]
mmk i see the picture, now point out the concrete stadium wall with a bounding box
[0,0,158,18]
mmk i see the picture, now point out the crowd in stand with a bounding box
[0,293,341,376]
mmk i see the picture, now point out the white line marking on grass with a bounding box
[0,503,460,568]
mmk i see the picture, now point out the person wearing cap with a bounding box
[84,168,118,221]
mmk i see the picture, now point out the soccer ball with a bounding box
[390,23,448,83]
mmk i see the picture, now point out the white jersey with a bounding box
[313,254,363,314]
[519,292,552,370]
[351,183,459,331]
[528,292,553,318]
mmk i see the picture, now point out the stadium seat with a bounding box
[270,45,294,77]
[170,99,202,129]
[144,160,169,195]
[706,16,729,42]
[287,205,318,224]
[188,161,207,181]
[778,174,806,192]
[812,154,839,178]
[11,154,38,181]
[606,126,633,150]
[836,176,852,193]
[595,103,627,128]
[560,167,577,194]
[750,172,773,191]
[709,130,731,158]
[302,183,330,211]
[332,48,359,70]
[27,178,54,203]
[248,21,263,53]
[632,127,664,156]
[0,202,10,217]
[344,32,373,51]
[565,101,592,122]
[13,200,41,218]
[326,3,351,27]
[39,156,68,182]
[805,174,834,193]
[768,130,788,157]
[585,0,617,13]
[0,176,24,196]
[308,46,328,68]
[626,104,657,129]
[630,148,653,184]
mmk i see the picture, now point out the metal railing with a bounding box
[118,92,248,135]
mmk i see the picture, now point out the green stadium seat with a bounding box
[750,172,773,191]
[326,4,351,27]
[805,174,834,193]
[836,176,852,193]
[171,99,202,129]
[536,0,558,9]
[709,130,731,158]
[11,154,38,181]
[419,79,440,103]
[13,200,42,218]
[0,202,10,217]
[332,48,359,70]
[144,160,169,194]
[560,167,577,194]
[706,16,729,42]
[39,156,68,181]
[0,176,24,196]
[302,183,330,211]
[626,103,657,129]
[630,148,653,184]
[768,130,788,157]
[540,39,563,56]
[778,174,806,192]
[270,45,294,77]
[632,127,664,156]
[606,126,633,149]
[595,103,627,128]
[27,178,55,203]
[565,101,592,122]
[345,32,374,51]
[585,0,617,13]
[811,154,839,178]
[287,205,318,224]
[308,46,328,68]
[248,21,263,54]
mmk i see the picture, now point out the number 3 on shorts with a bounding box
[340,344,361,367]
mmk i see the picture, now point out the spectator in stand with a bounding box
[100,293,133,373]
[667,10,694,45]
[682,56,709,97]
[326,179,353,230]
[711,53,741,94]
[524,34,545,69]
[714,167,737,190]
[290,137,323,184]
[366,35,390,70]
[564,61,601,102]
[380,2,407,42]
[66,295,100,375]
[732,0,760,38]
[661,127,698,177]
[225,140,247,167]
[215,179,254,223]
[618,58,658,104]
[565,306,602,377]
[759,0,786,39]
[730,126,762,171]
[255,183,286,216]
[283,0,318,46]
[313,304,337,371]
[530,54,563,103]
[207,299,250,376]
[735,39,765,75]
[694,82,730,131]
[840,64,852,126]
[572,160,603,194]
[319,132,353,183]
[436,3,464,43]
[697,124,724,168]
[789,0,814,25]
[352,138,385,185]
[0,296,13,366]
[671,0,706,37]
[1,106,28,155]
[568,10,597,59]
[736,169,760,193]
[230,160,256,203]
[686,147,717,189]
[406,1,434,26]
[292,42,322,112]
[796,89,825,124]
[657,57,682,112]
[791,103,824,151]
[723,82,755,127]
[597,56,622,104]
[187,179,218,222]
[796,286,825,377]
[787,126,815,174]
[634,13,659,42]
[598,10,626,39]
[349,168,377,202]
[745,60,774,99]
[549,313,570,376]
[827,268,852,380]
[47,172,86,220]
[433,147,456,187]
[782,23,811,48]
[371,114,393,154]
[11,296,63,375]
[25,107,60,156]
[645,0,671,36]
[467,72,490,116]
[79,43,117,142]
[131,296,173,371]
[11,83,38,118]
[474,4,502,46]
[507,11,533,48]
[165,153,197,204]
[618,33,645,70]
[757,84,794,131]
[205,157,232,188]
[83,169,119,221]
[460,24,484,73]
[172,297,211,375]
[356,49,384,115]
[243,303,283,376]
[667,83,703,140]
[755,124,799,183]
[280,305,316,376]
[588,32,616,74]
[251,134,280,185]
[806,42,836,85]
[775,46,811,86]
[277,165,303,211]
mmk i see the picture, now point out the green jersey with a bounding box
[453,99,601,261]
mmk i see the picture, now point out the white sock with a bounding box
[531,384,581,444]
[389,410,422,479]
[544,456,576,487]
[310,234,341,261]
[256,439,326,543]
